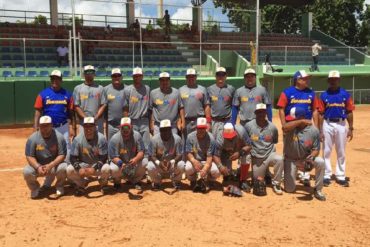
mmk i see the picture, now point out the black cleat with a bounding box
[313,189,326,201]
[239,181,251,193]
[336,179,349,187]
[113,183,121,190]
[323,179,331,187]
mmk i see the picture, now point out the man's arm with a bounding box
[278,108,286,126]
[33,109,42,131]
[95,104,107,121]
[75,106,86,119]
[347,111,354,141]
[179,107,185,130]
[312,109,319,128]
[282,119,311,133]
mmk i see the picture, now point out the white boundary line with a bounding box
[0,168,22,172]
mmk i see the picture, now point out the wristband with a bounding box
[206,116,212,123]
[117,160,123,168]
[155,160,160,166]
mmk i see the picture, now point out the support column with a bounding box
[49,0,58,26]
[126,0,135,28]
[192,6,202,33]
[302,12,312,38]
[249,10,261,34]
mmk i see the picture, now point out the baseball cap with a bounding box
[83,117,95,125]
[120,117,131,127]
[133,67,143,76]
[186,68,197,76]
[159,72,170,79]
[196,117,208,129]
[255,103,267,112]
[111,68,122,76]
[216,67,227,75]
[39,116,52,125]
[328,70,340,78]
[50,70,62,78]
[293,70,311,83]
[223,123,237,139]
[244,68,256,75]
[286,107,307,121]
[84,65,95,74]
[160,119,171,128]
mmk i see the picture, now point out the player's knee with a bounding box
[176,161,186,172]
[101,164,110,174]
[23,165,36,179]
[184,161,195,175]
[66,164,76,176]
[146,161,157,173]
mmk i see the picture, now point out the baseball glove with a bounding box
[253,180,267,196]
[193,178,207,193]
[122,165,136,179]
[223,185,243,197]
[92,161,104,171]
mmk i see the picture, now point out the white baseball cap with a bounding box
[196,117,207,129]
[159,72,170,79]
[120,117,131,127]
[39,116,52,125]
[133,67,143,76]
[244,68,256,75]
[83,65,95,72]
[328,70,340,78]
[160,119,171,128]
[216,67,226,74]
[111,68,122,76]
[83,117,95,124]
[255,103,267,112]
[223,123,237,139]
[50,70,62,78]
[186,68,197,76]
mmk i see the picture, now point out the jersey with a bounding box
[148,133,182,160]
[123,84,150,119]
[214,124,251,157]
[185,131,216,161]
[70,131,108,165]
[73,82,107,119]
[34,87,73,126]
[103,83,125,123]
[25,130,67,165]
[108,130,144,163]
[233,85,271,121]
[207,84,235,118]
[317,87,355,119]
[283,125,320,161]
[245,120,278,159]
[277,86,318,121]
[179,85,209,118]
[149,87,182,124]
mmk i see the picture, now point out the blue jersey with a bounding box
[277,86,317,121]
[34,87,74,126]
[318,88,354,119]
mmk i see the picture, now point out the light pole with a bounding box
[255,0,259,73]
[71,0,77,77]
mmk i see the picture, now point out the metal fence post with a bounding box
[218,42,221,66]
[285,46,287,66]
[349,47,351,66]
[23,38,27,72]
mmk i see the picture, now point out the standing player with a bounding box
[179,68,211,139]
[282,107,326,201]
[245,104,284,196]
[207,67,235,138]
[66,117,111,196]
[73,65,107,134]
[317,70,355,187]
[33,70,74,163]
[104,68,125,140]
[23,116,67,199]
[123,67,151,151]
[149,72,184,135]
[277,70,319,186]
[109,118,147,191]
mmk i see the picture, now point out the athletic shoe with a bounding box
[134,182,143,191]
[74,187,86,197]
[302,179,310,187]
[39,185,51,192]
[336,179,349,187]
[323,178,331,187]
[56,187,64,197]
[272,184,283,195]
[264,175,272,185]
[113,183,121,190]
[313,189,326,201]
[173,181,181,190]
[239,181,251,193]
[152,183,161,191]
[31,188,40,199]
[100,185,110,195]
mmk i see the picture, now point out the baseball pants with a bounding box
[252,153,283,185]
[132,119,151,151]
[220,153,249,170]
[66,163,110,188]
[107,123,120,141]
[110,158,148,184]
[185,161,221,182]
[23,163,67,192]
[284,157,325,192]
[323,119,348,181]
[147,160,185,184]
[55,122,71,162]
[153,123,178,136]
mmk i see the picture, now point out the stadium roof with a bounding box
[226,0,314,7]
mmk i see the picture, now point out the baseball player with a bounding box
[149,72,184,135]
[23,116,67,199]
[317,70,355,187]
[282,106,326,201]
[146,119,185,190]
[66,117,111,196]
[207,67,235,139]
[73,65,107,134]
[179,68,211,138]
[109,117,147,191]
[277,70,319,186]
[244,103,284,195]
[213,123,252,191]
[231,68,272,126]
[123,67,151,151]
[185,117,220,191]
[104,68,126,140]
[33,70,74,164]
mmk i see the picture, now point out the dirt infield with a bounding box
[0,106,369,246]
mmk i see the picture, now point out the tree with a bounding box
[33,15,47,25]
[68,16,83,27]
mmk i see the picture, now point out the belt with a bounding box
[108,120,120,126]
[186,116,204,121]
[325,118,345,123]
[53,121,68,128]
[212,117,230,122]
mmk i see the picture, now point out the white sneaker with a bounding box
[31,188,40,199]
[56,187,64,197]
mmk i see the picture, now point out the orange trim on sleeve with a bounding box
[34,95,43,109]
[346,97,355,111]
[276,93,288,108]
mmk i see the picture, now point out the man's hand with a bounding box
[37,166,46,176]
[219,165,229,176]
[192,159,202,172]
[129,157,138,166]
[301,119,312,126]
[229,152,240,161]
[44,163,54,175]
[161,159,170,171]
[149,122,154,135]
[200,168,207,178]
[347,129,353,142]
